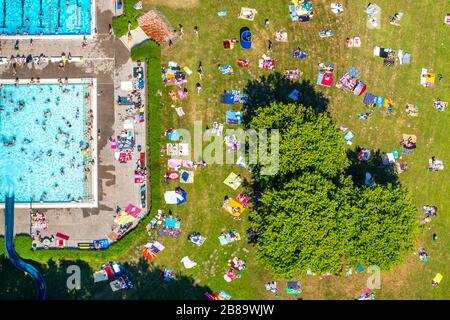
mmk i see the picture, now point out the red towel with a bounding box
[56,232,70,240]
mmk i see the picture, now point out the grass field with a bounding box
[0,0,448,300]
[137,0,449,300]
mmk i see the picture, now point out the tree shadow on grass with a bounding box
[0,256,211,300]
[346,147,399,187]
[242,72,329,125]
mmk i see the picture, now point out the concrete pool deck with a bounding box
[0,0,150,245]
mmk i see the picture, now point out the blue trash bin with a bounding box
[241,30,252,49]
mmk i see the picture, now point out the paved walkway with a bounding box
[119,27,149,51]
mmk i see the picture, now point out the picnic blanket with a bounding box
[164,190,187,205]
[317,63,334,87]
[365,3,381,29]
[434,100,447,112]
[285,69,301,80]
[166,143,189,156]
[181,256,197,269]
[258,55,276,69]
[421,68,435,87]
[158,226,181,238]
[238,7,257,21]
[223,172,243,190]
[180,170,194,183]
[275,31,288,42]
[175,107,185,117]
[222,90,248,104]
[288,89,301,101]
[223,198,246,217]
[226,111,242,124]
[218,231,241,245]
[405,103,419,116]
[220,65,234,75]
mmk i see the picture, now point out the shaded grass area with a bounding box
[0,256,211,299]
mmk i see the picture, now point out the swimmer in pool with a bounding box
[54,183,59,190]
[35,118,39,124]
[23,138,31,144]
[60,168,65,175]
[42,192,47,199]
[47,150,52,156]
[59,152,65,157]
[20,147,27,153]
[34,156,40,162]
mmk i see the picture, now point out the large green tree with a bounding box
[249,103,349,186]
[249,103,417,277]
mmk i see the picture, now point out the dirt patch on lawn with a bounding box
[143,0,200,9]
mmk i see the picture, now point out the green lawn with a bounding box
[1,0,448,300]
[138,0,449,300]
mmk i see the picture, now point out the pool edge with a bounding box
[0,77,99,209]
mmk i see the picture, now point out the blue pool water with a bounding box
[0,83,90,203]
[0,0,92,36]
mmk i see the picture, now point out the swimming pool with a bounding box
[0,0,93,36]
[0,81,95,204]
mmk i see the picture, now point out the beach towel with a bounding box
[183,67,192,75]
[331,3,343,14]
[288,89,301,101]
[217,124,224,136]
[223,172,243,190]
[275,31,288,42]
[226,111,242,124]
[167,130,180,141]
[218,11,227,16]
[344,131,355,142]
[181,256,197,269]
[238,7,257,21]
[175,107,185,117]
[180,170,194,183]
[363,93,376,105]
[168,158,182,169]
[220,65,234,75]
[167,171,180,181]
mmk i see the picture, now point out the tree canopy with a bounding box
[249,102,417,277]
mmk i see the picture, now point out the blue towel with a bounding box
[218,11,227,16]
[218,235,228,245]
[288,89,301,101]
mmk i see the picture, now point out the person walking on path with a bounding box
[265,18,270,29]
[194,26,199,37]
[109,24,113,35]
[196,82,202,95]
[268,39,273,51]
[197,61,203,80]
[179,24,184,39]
